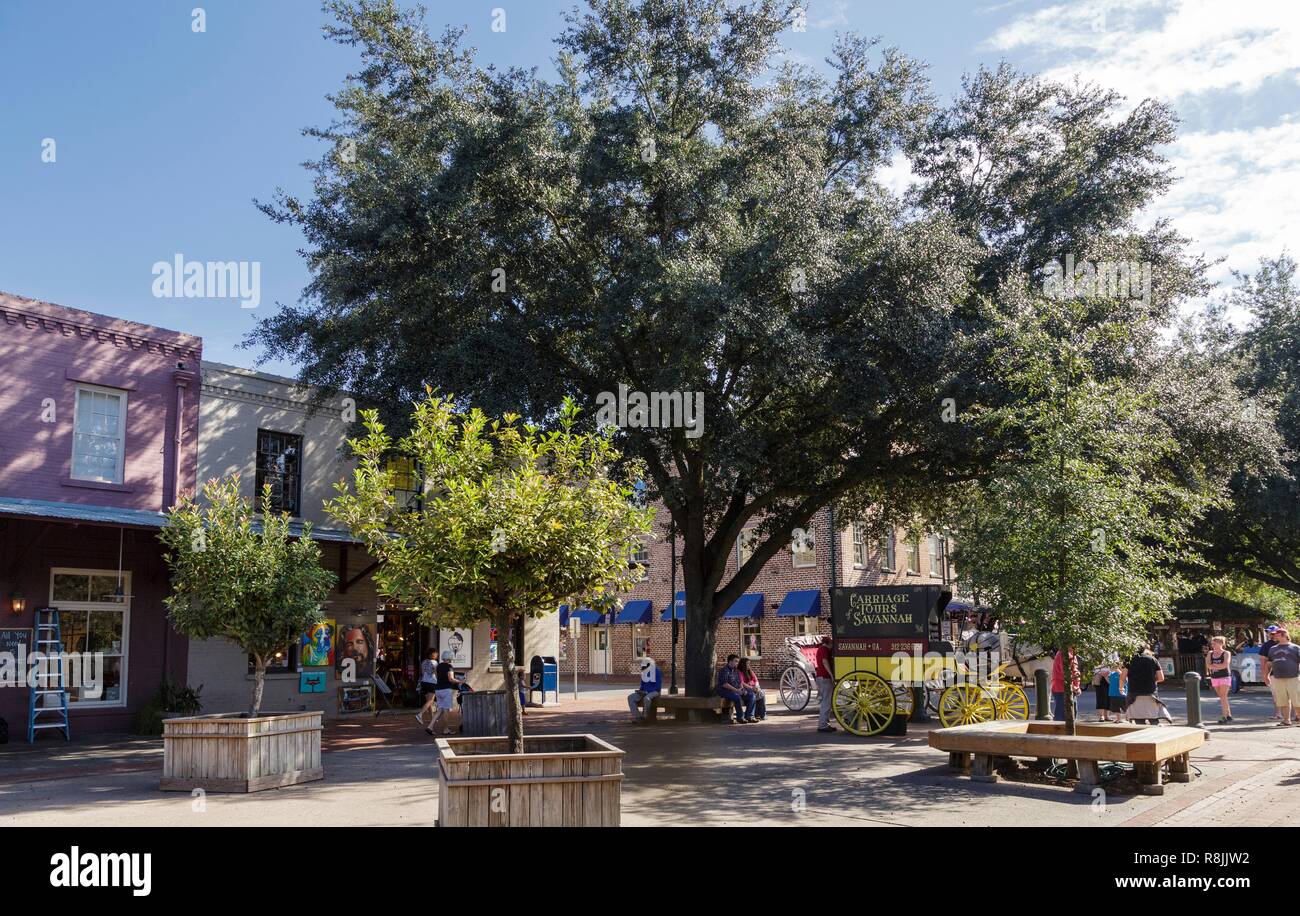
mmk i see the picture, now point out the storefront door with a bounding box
[589,626,610,674]
[376,612,429,706]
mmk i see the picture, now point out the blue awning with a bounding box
[722,593,765,619]
[570,607,606,625]
[559,605,571,626]
[661,591,686,622]
[615,599,654,624]
[776,589,822,617]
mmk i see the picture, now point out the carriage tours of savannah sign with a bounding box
[830,585,946,656]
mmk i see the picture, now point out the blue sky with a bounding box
[2,0,1296,373]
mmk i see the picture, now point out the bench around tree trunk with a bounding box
[647,694,734,724]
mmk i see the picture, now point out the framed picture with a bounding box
[299,670,327,693]
[300,619,336,668]
[336,623,374,680]
[439,627,473,669]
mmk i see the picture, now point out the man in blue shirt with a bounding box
[627,656,662,722]
[716,654,756,724]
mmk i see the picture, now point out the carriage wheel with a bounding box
[779,666,813,712]
[892,681,915,720]
[990,684,1029,720]
[832,671,896,736]
[938,683,995,727]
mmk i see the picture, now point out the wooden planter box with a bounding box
[460,689,509,737]
[161,711,324,793]
[436,733,623,827]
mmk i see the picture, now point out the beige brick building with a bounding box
[558,507,952,684]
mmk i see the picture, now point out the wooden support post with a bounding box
[1136,760,1165,795]
[1074,759,1102,794]
[970,754,999,783]
[948,751,971,771]
[1166,752,1191,783]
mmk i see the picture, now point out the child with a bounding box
[1093,664,1112,721]
[1108,667,1127,723]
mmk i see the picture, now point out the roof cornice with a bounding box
[0,298,202,359]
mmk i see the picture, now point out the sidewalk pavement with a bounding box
[0,683,1294,827]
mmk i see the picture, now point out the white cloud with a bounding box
[985,0,1300,293]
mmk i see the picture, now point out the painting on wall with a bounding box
[336,623,375,680]
[299,670,327,693]
[300,619,336,668]
[439,627,473,669]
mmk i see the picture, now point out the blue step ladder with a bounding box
[28,607,71,742]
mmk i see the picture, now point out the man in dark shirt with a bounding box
[1122,646,1166,723]
[716,654,756,724]
[1262,628,1300,726]
[1259,625,1282,718]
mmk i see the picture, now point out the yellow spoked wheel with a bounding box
[938,683,996,727]
[989,683,1030,721]
[832,671,896,736]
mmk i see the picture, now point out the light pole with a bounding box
[669,519,679,695]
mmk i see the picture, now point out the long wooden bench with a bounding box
[929,720,1207,795]
[646,694,734,724]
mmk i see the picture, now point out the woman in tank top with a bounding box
[1205,635,1233,723]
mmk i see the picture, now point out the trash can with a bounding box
[529,655,559,706]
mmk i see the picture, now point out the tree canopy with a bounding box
[253,0,1215,694]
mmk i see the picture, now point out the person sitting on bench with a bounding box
[716,654,757,723]
[627,656,662,722]
[737,657,766,721]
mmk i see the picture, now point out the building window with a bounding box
[791,528,816,568]
[737,528,759,567]
[255,429,302,516]
[633,624,650,659]
[879,532,896,572]
[929,534,945,581]
[794,615,818,637]
[852,522,866,568]
[49,569,129,706]
[630,539,649,569]
[386,454,422,511]
[249,642,297,674]
[906,535,922,574]
[71,384,127,483]
[741,620,761,658]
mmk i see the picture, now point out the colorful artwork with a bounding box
[299,670,327,693]
[300,619,336,668]
[336,623,375,680]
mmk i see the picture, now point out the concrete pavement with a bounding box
[0,682,1295,826]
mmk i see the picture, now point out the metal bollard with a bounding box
[1185,671,1202,727]
[1034,668,1051,720]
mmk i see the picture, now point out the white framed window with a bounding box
[49,568,130,707]
[630,539,649,568]
[879,532,896,572]
[791,527,816,568]
[741,620,761,658]
[71,384,127,483]
[633,624,650,659]
[737,528,759,567]
[906,535,922,574]
[852,522,866,568]
[929,534,945,580]
[794,615,818,637]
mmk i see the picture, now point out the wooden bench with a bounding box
[929,720,1207,796]
[647,694,734,724]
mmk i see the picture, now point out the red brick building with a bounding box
[558,507,952,684]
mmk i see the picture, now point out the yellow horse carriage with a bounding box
[828,586,1030,736]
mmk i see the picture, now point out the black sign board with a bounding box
[0,627,33,659]
[830,586,943,655]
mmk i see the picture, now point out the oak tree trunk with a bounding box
[250,654,266,717]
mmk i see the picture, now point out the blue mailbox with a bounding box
[529,655,559,706]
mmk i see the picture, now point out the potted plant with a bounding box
[329,395,652,826]
[157,476,336,792]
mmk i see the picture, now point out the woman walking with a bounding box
[429,650,461,736]
[1205,636,1233,723]
[416,648,439,734]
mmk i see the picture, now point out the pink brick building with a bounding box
[0,292,200,735]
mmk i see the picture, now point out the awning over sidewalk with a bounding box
[0,496,361,543]
[776,589,821,617]
[568,606,607,625]
[722,593,764,619]
[615,599,654,624]
[661,591,686,621]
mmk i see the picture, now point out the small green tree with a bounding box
[327,395,653,753]
[953,299,1216,737]
[160,476,336,716]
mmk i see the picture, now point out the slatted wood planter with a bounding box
[436,734,623,827]
[161,711,324,793]
[460,689,509,737]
